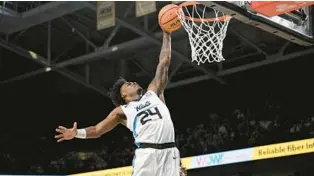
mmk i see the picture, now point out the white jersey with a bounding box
[121,90,175,145]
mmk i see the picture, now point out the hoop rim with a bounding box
[178,1,231,22]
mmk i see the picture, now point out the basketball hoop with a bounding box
[177,1,231,65]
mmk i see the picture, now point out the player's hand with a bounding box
[55,122,77,143]
[163,31,171,35]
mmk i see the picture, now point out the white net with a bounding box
[177,2,231,65]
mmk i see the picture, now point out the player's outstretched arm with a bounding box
[55,107,125,142]
[147,31,171,99]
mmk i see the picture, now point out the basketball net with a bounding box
[177,2,231,65]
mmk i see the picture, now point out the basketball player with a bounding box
[55,31,180,176]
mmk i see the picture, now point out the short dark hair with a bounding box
[109,78,127,106]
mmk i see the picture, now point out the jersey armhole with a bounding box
[120,105,128,118]
[120,105,133,132]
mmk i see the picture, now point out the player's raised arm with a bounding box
[55,107,125,142]
[147,31,171,97]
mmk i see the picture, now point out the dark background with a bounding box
[1,1,314,175]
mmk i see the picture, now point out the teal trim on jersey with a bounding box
[133,115,139,138]
[135,142,140,148]
[133,115,140,148]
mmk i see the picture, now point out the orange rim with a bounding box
[178,1,231,22]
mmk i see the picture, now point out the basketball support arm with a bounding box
[1,31,314,95]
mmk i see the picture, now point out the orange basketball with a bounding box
[158,4,181,33]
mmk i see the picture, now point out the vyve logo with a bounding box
[135,101,151,112]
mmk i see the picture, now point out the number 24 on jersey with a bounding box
[136,107,162,125]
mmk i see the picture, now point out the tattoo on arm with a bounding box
[148,32,171,95]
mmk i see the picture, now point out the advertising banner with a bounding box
[252,138,314,160]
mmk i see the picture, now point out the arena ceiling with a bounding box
[0,1,314,99]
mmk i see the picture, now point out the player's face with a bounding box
[120,81,143,102]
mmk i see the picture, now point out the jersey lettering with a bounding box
[135,101,151,112]
[136,107,162,125]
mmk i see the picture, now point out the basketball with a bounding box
[158,4,181,33]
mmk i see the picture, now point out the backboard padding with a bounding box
[199,1,314,46]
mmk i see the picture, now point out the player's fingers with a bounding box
[55,134,63,139]
[57,138,65,143]
[58,126,67,130]
[55,128,64,133]
[73,122,77,129]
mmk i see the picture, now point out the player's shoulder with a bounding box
[143,90,157,98]
[121,103,133,112]
[121,104,129,108]
[111,106,126,120]
[120,101,137,110]
[142,90,167,105]
[114,106,125,114]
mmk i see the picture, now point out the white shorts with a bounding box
[132,147,180,176]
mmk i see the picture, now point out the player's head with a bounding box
[110,78,143,106]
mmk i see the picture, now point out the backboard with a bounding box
[200,1,314,46]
